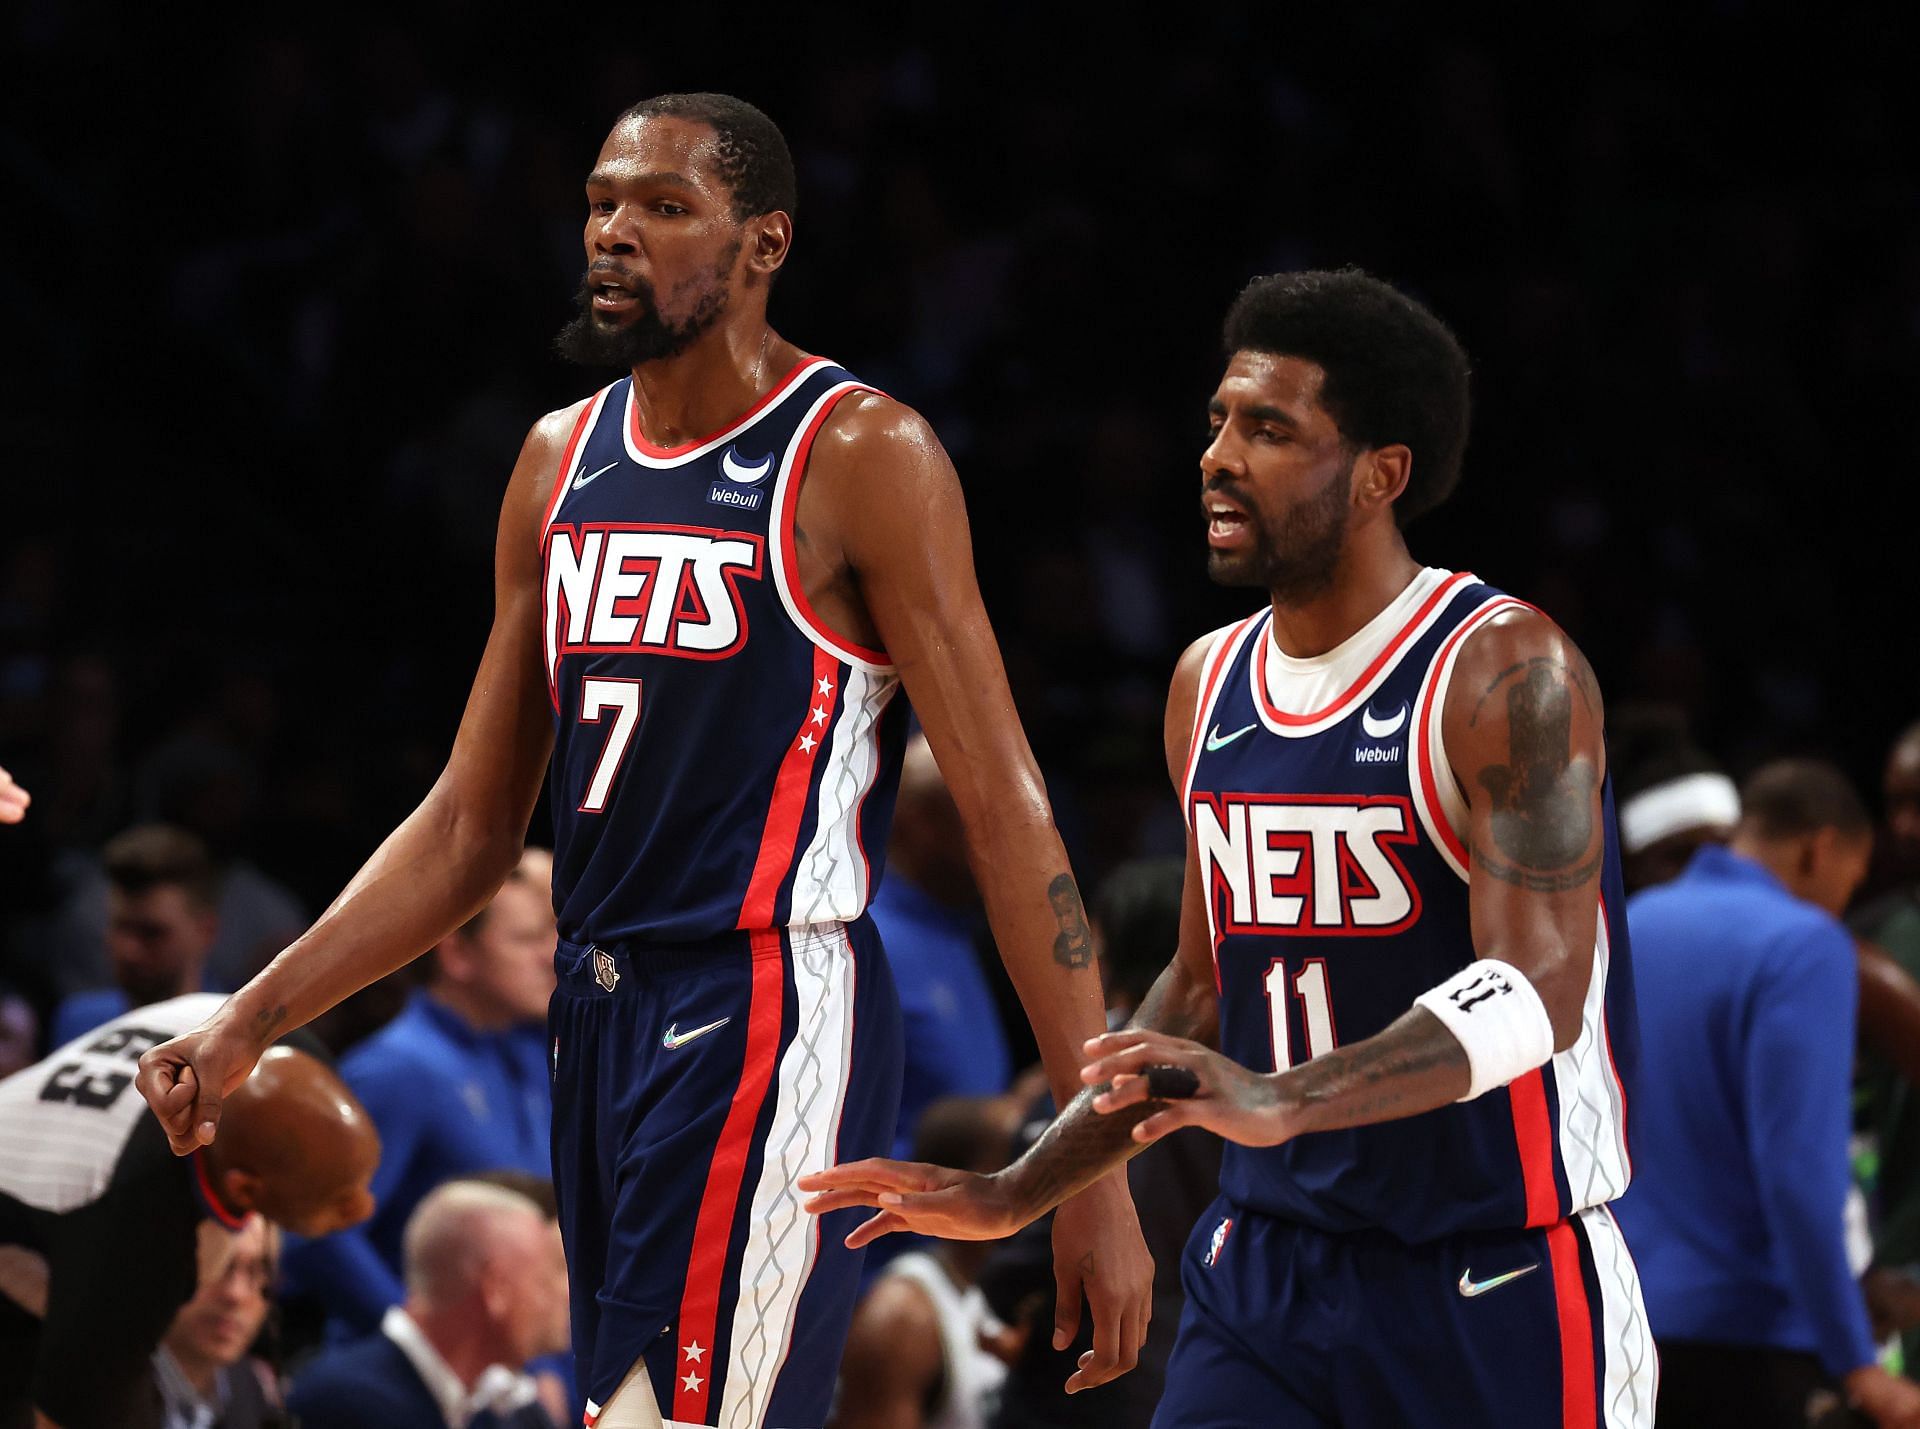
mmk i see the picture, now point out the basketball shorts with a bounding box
[550,917,902,1429]
[1153,1195,1657,1428]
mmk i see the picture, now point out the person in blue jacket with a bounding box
[283,849,557,1332]
[1615,759,1920,1428]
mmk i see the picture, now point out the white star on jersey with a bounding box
[810,705,829,726]
[816,676,834,697]
[798,733,817,753]
[683,1341,705,1363]
[681,1369,704,1393]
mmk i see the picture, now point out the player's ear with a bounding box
[746,211,792,281]
[1355,445,1411,513]
[224,1168,263,1214]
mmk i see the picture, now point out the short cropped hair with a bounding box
[102,824,218,909]
[619,92,797,221]
[1739,759,1871,841]
[1222,268,1471,525]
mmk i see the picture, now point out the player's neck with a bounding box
[1266,543,1423,660]
[628,319,804,449]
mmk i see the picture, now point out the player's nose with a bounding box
[592,205,642,256]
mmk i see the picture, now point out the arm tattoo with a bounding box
[1471,659,1600,892]
[1281,1008,1469,1130]
[251,1004,289,1040]
[1047,874,1094,970]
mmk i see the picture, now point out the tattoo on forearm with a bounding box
[1014,1084,1155,1215]
[1047,874,1094,970]
[1472,659,1599,888]
[251,1004,288,1040]
[1283,1009,1470,1130]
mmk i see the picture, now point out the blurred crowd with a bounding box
[5,3,1920,1426]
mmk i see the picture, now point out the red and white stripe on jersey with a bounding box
[1406,593,1632,1221]
[1182,614,1265,808]
[662,923,858,1428]
[1250,570,1477,739]
[738,648,900,932]
[767,381,894,675]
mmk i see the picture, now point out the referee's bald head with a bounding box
[205,1046,380,1238]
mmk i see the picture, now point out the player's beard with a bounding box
[554,244,739,369]
[1207,461,1353,604]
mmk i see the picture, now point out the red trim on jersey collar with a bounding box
[1253,570,1473,727]
[626,355,826,458]
[192,1149,249,1231]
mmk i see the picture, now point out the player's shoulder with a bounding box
[1446,594,1604,729]
[812,389,944,469]
[523,392,602,465]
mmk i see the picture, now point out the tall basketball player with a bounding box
[802,270,1659,1427]
[133,94,1150,1429]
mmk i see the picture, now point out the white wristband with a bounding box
[1412,959,1555,1101]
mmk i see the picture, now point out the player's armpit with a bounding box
[1442,607,1607,1051]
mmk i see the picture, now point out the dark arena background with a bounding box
[4,4,1920,1427]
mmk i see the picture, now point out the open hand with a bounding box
[798,1158,1022,1249]
[0,766,29,824]
[1050,1177,1152,1393]
[1081,1028,1293,1147]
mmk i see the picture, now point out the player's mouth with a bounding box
[591,281,639,314]
[1206,495,1253,550]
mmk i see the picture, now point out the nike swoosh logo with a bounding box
[1205,722,1258,752]
[1457,1263,1538,1298]
[572,461,619,490]
[662,1017,731,1050]
[1361,702,1409,739]
[720,450,773,484]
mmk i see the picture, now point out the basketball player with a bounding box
[802,269,1658,1427]
[133,94,1148,1428]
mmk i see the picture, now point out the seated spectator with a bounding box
[287,1180,568,1429]
[868,734,1013,1161]
[1614,759,1920,1428]
[833,1097,1014,1429]
[1608,703,1741,894]
[282,849,556,1332]
[48,826,221,1048]
[153,1214,282,1429]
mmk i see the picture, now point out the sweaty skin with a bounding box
[206,1046,381,1238]
[800,350,1608,1243]
[134,107,1148,1394]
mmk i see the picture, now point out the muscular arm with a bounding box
[804,396,1110,1106]
[138,405,577,1149]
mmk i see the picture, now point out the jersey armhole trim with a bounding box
[770,382,895,673]
[1180,613,1263,805]
[1410,595,1534,879]
[539,387,613,540]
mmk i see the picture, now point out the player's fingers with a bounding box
[1080,1039,1202,1085]
[1068,1279,1126,1392]
[1090,1073,1151,1113]
[797,1159,934,1194]
[1051,1257,1084,1352]
[1081,1027,1191,1059]
[843,1210,905,1250]
[190,1081,224,1148]
[1131,1104,1193,1145]
[800,1187,886,1216]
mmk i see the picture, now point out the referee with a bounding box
[0,994,380,1429]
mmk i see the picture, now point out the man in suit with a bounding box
[288,1180,569,1429]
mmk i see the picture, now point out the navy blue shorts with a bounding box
[550,918,902,1428]
[1154,1196,1656,1429]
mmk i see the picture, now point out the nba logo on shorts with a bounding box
[593,947,620,992]
[1205,1215,1234,1268]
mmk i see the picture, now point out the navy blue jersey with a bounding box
[540,358,910,946]
[1183,568,1638,1242]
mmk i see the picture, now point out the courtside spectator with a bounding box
[1615,760,1920,1427]
[282,849,556,1332]
[287,1180,568,1429]
[48,826,221,1047]
[153,1214,282,1429]
[1609,704,1741,894]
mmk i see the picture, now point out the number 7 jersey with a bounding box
[1183,568,1639,1241]
[540,358,911,946]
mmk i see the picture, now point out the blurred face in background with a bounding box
[164,1216,275,1377]
[1885,733,1920,880]
[106,883,217,1006]
[436,850,556,1028]
[481,1213,571,1366]
[1802,827,1875,917]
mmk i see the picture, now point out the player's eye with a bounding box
[591,199,616,215]
[654,202,688,216]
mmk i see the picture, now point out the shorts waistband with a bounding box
[556,921,853,982]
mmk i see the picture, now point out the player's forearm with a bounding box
[216,790,523,1047]
[1269,1005,1470,1137]
[993,955,1217,1223]
[963,789,1109,1107]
